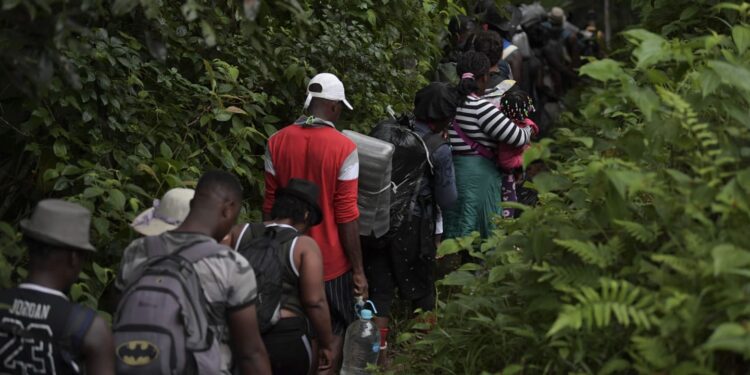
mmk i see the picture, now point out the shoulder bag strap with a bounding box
[451,119,496,161]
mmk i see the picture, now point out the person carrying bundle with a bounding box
[361,82,460,362]
[444,51,532,239]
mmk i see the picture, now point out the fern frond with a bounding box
[554,239,620,268]
[554,240,614,268]
[630,336,676,370]
[682,231,711,257]
[535,262,601,288]
[650,254,696,276]
[614,219,659,243]
[547,279,658,336]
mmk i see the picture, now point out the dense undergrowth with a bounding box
[393,1,750,374]
[0,0,463,315]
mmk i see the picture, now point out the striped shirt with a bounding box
[448,95,531,153]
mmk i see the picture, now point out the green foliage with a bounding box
[395,1,750,373]
[0,0,462,311]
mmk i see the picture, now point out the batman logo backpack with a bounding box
[113,236,221,374]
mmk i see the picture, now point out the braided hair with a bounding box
[456,51,491,103]
[500,90,535,122]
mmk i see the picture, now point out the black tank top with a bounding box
[0,284,96,375]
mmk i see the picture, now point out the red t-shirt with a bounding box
[263,120,360,281]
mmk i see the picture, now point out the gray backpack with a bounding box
[113,236,221,374]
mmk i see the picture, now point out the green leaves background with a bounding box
[0,0,463,313]
[392,1,750,374]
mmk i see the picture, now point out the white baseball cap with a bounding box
[303,73,353,110]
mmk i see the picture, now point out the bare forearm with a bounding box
[338,220,364,273]
[304,300,335,348]
[228,306,272,375]
[236,351,272,375]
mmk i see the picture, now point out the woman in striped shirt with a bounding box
[443,51,532,239]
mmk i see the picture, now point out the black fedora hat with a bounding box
[278,178,323,226]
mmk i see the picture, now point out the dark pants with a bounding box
[363,214,437,316]
[262,317,313,375]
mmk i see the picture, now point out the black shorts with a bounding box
[325,271,356,336]
[262,317,313,375]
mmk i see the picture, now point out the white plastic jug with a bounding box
[341,309,380,375]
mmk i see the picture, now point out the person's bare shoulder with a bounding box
[295,235,321,252]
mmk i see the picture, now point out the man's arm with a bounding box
[228,305,272,375]
[82,315,115,375]
[296,236,335,370]
[334,149,368,298]
[338,220,367,299]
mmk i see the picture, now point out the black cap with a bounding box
[278,178,323,226]
[414,82,460,122]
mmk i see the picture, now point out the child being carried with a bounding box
[495,90,538,218]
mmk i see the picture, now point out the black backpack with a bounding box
[369,113,447,233]
[236,224,299,333]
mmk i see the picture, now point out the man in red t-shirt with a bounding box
[263,73,368,370]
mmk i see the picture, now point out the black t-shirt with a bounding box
[0,284,95,375]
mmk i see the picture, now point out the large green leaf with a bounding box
[579,59,626,81]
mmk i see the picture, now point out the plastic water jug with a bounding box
[342,130,394,238]
[341,309,380,375]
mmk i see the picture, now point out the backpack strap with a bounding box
[424,133,447,156]
[177,240,222,264]
[270,226,299,244]
[66,304,97,352]
[144,235,168,258]
[236,223,268,250]
[234,223,251,251]
[422,133,448,178]
[144,234,220,264]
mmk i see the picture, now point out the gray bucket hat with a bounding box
[20,199,96,252]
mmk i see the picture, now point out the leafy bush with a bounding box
[395,2,750,374]
[0,0,462,312]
